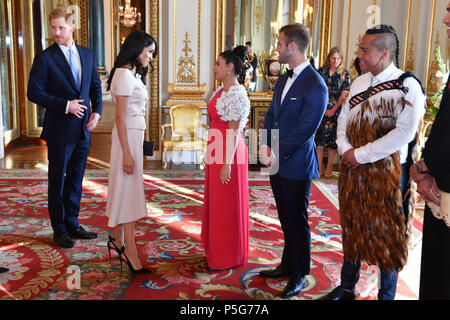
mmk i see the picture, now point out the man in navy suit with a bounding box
[259,23,328,298]
[27,8,102,248]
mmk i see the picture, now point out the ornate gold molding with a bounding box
[349,34,362,82]
[425,0,437,91]
[167,83,207,105]
[427,31,441,94]
[215,0,333,88]
[345,0,352,70]
[169,0,205,100]
[320,0,334,67]
[75,0,88,48]
[405,35,415,73]
[24,0,40,137]
[3,0,20,143]
[149,0,160,148]
[214,0,225,90]
[177,32,197,83]
[254,0,263,33]
[402,0,412,69]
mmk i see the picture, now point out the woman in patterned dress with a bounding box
[315,47,350,177]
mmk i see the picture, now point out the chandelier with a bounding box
[119,0,141,28]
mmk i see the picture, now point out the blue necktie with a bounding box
[68,48,80,89]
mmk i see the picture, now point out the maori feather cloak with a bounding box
[338,89,412,272]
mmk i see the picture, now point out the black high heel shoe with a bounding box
[107,235,124,260]
[120,250,152,274]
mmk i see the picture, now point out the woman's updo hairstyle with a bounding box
[219,45,252,85]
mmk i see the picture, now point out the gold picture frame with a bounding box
[214,0,334,90]
[249,102,271,164]
[1,0,20,144]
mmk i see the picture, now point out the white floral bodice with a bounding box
[209,85,250,130]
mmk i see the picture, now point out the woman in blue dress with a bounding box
[315,47,350,177]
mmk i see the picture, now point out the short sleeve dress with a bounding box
[105,68,148,227]
[201,84,250,270]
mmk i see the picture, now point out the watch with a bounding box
[416,159,429,174]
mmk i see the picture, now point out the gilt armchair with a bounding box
[161,104,209,169]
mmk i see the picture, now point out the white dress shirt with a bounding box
[58,43,82,114]
[336,62,426,164]
[280,60,310,104]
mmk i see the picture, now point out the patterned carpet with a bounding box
[0,169,422,300]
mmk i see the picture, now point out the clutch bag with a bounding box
[143,141,154,156]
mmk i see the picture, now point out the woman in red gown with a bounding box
[201,46,251,270]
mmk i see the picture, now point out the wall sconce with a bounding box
[119,0,141,28]
[303,4,313,22]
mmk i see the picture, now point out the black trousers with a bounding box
[270,174,312,277]
[419,205,450,300]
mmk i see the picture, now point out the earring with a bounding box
[227,71,231,75]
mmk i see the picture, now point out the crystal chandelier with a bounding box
[119,0,141,28]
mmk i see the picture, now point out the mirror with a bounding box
[220,0,331,92]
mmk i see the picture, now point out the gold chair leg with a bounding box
[163,150,168,169]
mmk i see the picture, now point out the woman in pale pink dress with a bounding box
[105,31,157,274]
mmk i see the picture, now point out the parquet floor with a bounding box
[0,133,201,171]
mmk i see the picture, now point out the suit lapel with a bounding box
[51,43,80,92]
[76,44,86,91]
[276,65,310,118]
[274,74,288,116]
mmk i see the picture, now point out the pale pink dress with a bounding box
[106,68,148,227]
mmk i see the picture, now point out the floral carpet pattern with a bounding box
[0,170,421,300]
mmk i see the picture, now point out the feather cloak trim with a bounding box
[338,92,412,272]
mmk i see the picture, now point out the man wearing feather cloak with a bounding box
[319,25,426,300]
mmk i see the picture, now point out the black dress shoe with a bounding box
[281,275,308,298]
[68,226,98,239]
[0,267,9,273]
[259,266,290,279]
[317,285,356,300]
[53,233,75,248]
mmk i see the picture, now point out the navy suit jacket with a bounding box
[27,43,103,145]
[264,64,328,180]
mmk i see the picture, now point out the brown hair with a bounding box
[322,47,344,73]
[279,23,310,54]
[48,7,76,24]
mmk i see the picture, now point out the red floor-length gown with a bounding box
[201,88,249,270]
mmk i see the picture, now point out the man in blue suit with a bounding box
[27,8,103,248]
[259,23,328,298]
